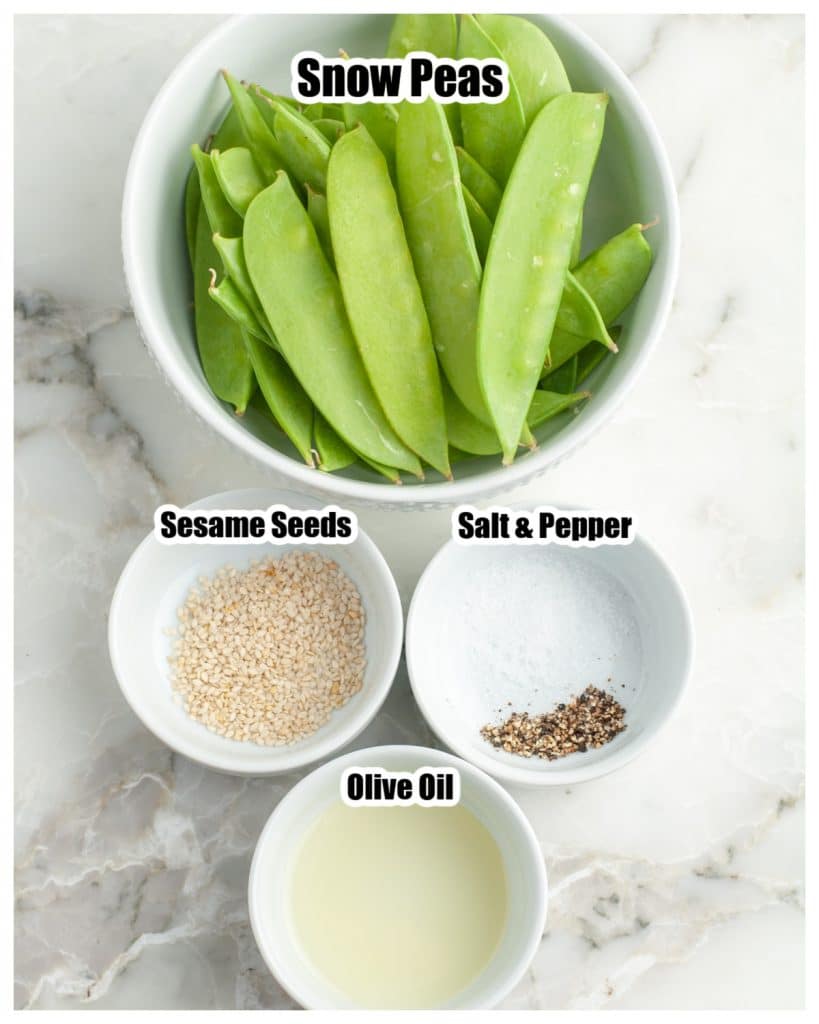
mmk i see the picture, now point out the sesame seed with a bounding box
[167,552,366,746]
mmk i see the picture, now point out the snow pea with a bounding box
[573,222,653,325]
[208,270,268,343]
[266,98,331,193]
[312,118,345,144]
[386,14,460,143]
[302,103,324,121]
[540,355,578,395]
[305,187,333,267]
[478,92,607,463]
[184,166,200,268]
[462,185,492,264]
[211,147,266,217]
[328,125,450,478]
[243,329,316,467]
[457,14,526,184]
[193,206,254,414]
[313,411,356,472]
[444,378,588,457]
[456,147,502,220]
[359,455,403,484]
[222,70,283,180]
[212,234,275,344]
[557,273,616,351]
[244,173,422,476]
[476,14,570,126]
[543,225,652,374]
[191,145,243,238]
[460,147,612,350]
[572,214,584,267]
[396,99,488,428]
[386,13,457,58]
[528,388,590,426]
[576,329,620,384]
[342,102,399,181]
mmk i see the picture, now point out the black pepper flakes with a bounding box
[480,685,627,761]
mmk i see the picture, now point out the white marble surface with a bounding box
[14,13,804,1011]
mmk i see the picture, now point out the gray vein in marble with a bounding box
[15,290,166,500]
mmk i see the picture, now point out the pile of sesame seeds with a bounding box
[480,685,627,760]
[168,552,366,745]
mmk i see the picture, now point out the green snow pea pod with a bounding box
[243,329,316,467]
[528,388,590,426]
[358,456,402,484]
[312,118,345,144]
[456,147,502,220]
[543,226,652,374]
[458,147,612,351]
[457,14,526,184]
[478,92,607,463]
[208,269,268,343]
[443,380,502,456]
[571,214,584,267]
[573,222,653,325]
[386,13,458,58]
[249,84,299,113]
[322,103,345,121]
[557,273,616,351]
[444,379,588,457]
[576,329,620,384]
[212,234,275,345]
[244,173,422,476]
[476,14,570,126]
[462,185,492,264]
[222,70,283,180]
[342,102,399,181]
[211,147,266,217]
[193,207,255,414]
[540,354,578,395]
[302,103,324,121]
[396,99,488,427]
[313,411,356,472]
[266,98,331,193]
[184,166,200,268]
[386,14,460,143]
[328,125,450,478]
[191,145,243,238]
[305,187,334,267]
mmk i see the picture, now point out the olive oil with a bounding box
[289,802,507,1008]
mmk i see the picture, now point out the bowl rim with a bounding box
[405,521,695,787]
[107,487,403,775]
[122,12,680,506]
[247,743,548,1009]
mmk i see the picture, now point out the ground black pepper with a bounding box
[480,685,627,760]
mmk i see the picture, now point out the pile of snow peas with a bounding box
[185,13,653,480]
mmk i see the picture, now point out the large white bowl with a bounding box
[123,14,679,508]
[248,745,548,1009]
[406,525,694,786]
[108,488,403,774]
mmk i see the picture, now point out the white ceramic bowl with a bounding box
[108,488,402,774]
[406,528,694,786]
[122,13,679,508]
[248,744,547,1009]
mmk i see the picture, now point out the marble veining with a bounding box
[14,14,804,1010]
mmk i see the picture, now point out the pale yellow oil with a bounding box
[289,801,508,1009]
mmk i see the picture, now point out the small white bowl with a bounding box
[406,528,693,787]
[108,488,402,775]
[122,13,679,509]
[248,744,547,1009]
